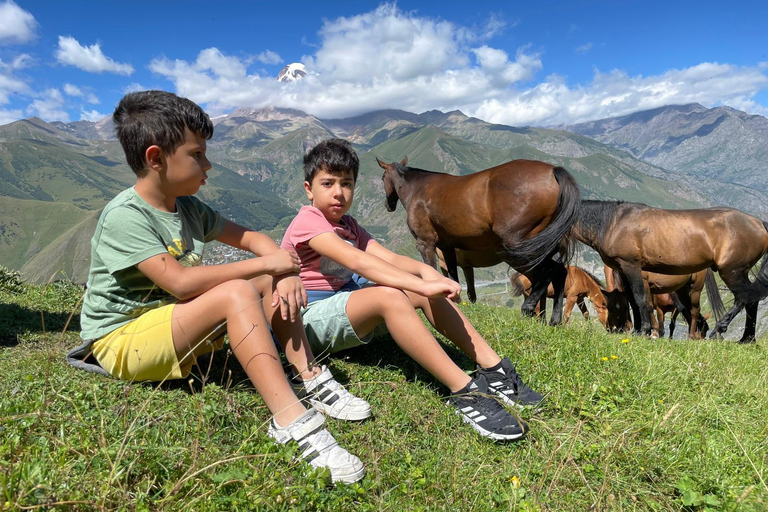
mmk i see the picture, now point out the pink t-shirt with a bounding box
[281,205,373,291]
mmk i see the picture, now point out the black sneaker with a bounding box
[447,375,527,441]
[476,357,544,408]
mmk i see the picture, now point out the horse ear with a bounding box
[400,157,408,166]
[376,157,388,169]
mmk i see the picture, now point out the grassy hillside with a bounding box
[0,197,90,271]
[1,282,765,511]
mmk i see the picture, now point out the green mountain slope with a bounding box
[0,197,90,271]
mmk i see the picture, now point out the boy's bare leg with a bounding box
[346,286,472,393]
[170,279,306,427]
[404,292,502,369]
[249,275,319,381]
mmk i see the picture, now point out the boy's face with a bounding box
[304,168,355,222]
[160,129,212,196]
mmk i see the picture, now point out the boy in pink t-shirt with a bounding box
[280,139,544,441]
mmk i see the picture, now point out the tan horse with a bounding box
[576,200,768,342]
[509,267,610,328]
[378,157,581,325]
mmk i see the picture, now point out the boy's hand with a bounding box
[261,249,301,276]
[272,275,308,322]
[421,277,462,302]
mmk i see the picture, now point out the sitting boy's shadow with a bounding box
[149,334,474,396]
[0,303,81,347]
[328,333,476,395]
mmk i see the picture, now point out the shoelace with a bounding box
[305,429,339,453]
[464,392,507,417]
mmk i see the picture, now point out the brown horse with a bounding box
[509,266,612,328]
[651,293,711,339]
[378,158,581,325]
[436,247,503,303]
[578,200,768,342]
[605,266,720,339]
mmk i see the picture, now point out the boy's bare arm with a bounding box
[364,241,445,280]
[136,220,306,320]
[308,233,460,300]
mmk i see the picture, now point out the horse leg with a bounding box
[547,260,568,326]
[677,287,700,340]
[655,306,665,338]
[464,266,477,303]
[669,310,678,338]
[576,296,589,322]
[739,302,759,344]
[619,266,653,336]
[441,246,460,283]
[710,301,745,339]
[563,295,577,324]
[519,267,548,319]
[712,270,752,338]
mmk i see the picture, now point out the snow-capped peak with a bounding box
[277,63,307,82]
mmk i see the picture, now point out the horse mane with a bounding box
[393,162,445,177]
[581,268,605,289]
[576,200,647,248]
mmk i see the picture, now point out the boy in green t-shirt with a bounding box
[68,90,366,484]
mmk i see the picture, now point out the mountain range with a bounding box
[1,102,767,284]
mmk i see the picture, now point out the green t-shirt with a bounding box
[80,187,226,340]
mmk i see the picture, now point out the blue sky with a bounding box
[1,0,767,127]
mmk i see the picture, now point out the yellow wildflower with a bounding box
[510,476,521,488]
[461,301,467,306]
[602,356,608,361]
[610,355,617,360]
[621,338,629,343]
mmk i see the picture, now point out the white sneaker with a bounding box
[268,408,366,484]
[292,365,372,421]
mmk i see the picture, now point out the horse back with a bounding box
[604,204,768,272]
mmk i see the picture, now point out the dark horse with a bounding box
[575,200,768,342]
[378,158,581,325]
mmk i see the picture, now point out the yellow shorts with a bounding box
[91,304,225,382]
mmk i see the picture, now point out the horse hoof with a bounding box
[738,337,756,344]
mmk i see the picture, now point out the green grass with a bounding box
[1,282,767,511]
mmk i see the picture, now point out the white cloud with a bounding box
[0,107,22,125]
[63,83,82,96]
[11,53,33,69]
[79,108,107,121]
[0,1,38,44]
[0,57,31,104]
[123,83,147,93]
[575,43,592,54]
[256,50,282,65]
[63,83,99,104]
[26,88,68,122]
[147,3,768,125]
[55,36,134,75]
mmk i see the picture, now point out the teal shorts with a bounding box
[301,289,388,357]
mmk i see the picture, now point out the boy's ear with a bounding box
[303,181,313,203]
[145,145,164,172]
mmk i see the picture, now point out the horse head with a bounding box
[602,289,630,333]
[376,157,408,212]
[590,291,610,328]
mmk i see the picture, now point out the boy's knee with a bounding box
[221,279,263,304]
[375,286,411,309]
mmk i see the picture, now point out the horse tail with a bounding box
[670,292,688,316]
[704,268,726,322]
[509,272,525,297]
[504,166,581,272]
